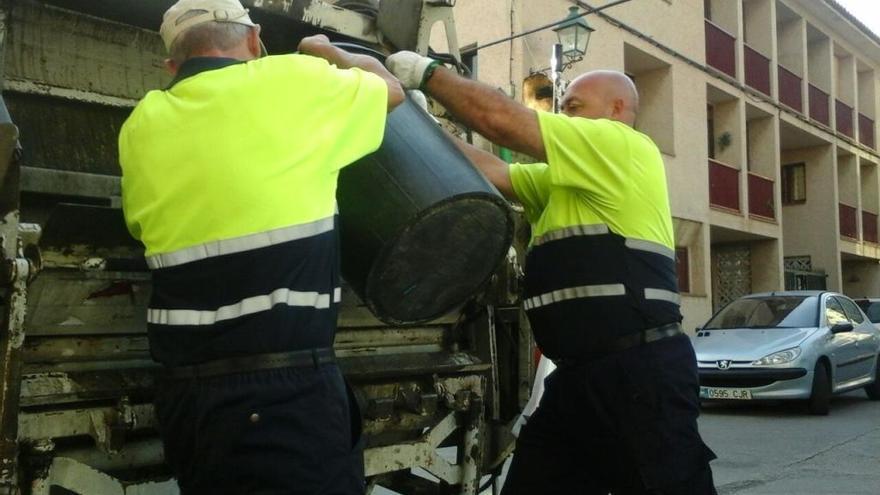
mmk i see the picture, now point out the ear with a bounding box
[247,25,262,58]
[610,97,625,119]
[164,58,180,76]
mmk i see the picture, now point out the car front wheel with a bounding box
[808,361,831,415]
[864,355,880,400]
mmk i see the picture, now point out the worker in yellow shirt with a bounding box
[386,54,716,494]
[118,0,403,492]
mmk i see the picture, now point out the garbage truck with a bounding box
[0,1,534,493]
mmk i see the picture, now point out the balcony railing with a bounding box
[859,113,875,149]
[836,100,854,138]
[705,20,736,78]
[839,203,858,239]
[748,172,775,219]
[744,45,771,96]
[709,159,740,211]
[863,211,878,244]
[809,85,830,126]
[777,65,802,112]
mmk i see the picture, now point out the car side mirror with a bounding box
[830,322,854,334]
[695,326,702,332]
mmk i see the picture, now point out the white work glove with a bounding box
[407,90,441,124]
[408,89,429,112]
[386,51,440,90]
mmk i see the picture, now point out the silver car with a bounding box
[693,291,880,415]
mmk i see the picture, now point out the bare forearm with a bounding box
[449,136,517,201]
[426,68,511,144]
[426,67,546,161]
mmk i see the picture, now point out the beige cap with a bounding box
[159,0,258,52]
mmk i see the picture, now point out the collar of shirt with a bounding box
[167,57,246,89]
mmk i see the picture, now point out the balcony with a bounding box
[863,211,878,244]
[705,20,736,78]
[744,45,770,96]
[777,66,802,112]
[836,100,854,138]
[809,85,830,126]
[859,113,875,149]
[748,172,775,219]
[709,159,740,212]
[839,203,858,239]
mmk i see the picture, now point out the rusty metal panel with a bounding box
[25,271,149,336]
[5,1,167,100]
[23,336,151,364]
[20,167,121,199]
[19,369,156,407]
[18,403,157,443]
[4,93,131,175]
[30,456,178,495]
[335,327,445,353]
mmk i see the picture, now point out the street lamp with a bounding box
[552,6,594,66]
[550,7,594,111]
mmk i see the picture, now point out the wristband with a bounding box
[419,61,442,90]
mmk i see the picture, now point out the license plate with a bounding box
[700,387,753,400]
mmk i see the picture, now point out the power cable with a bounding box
[466,0,632,54]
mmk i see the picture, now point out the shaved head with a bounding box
[559,70,639,126]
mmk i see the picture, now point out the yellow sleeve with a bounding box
[509,162,551,224]
[537,112,627,203]
[118,117,142,241]
[287,55,388,171]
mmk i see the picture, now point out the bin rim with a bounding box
[363,191,514,326]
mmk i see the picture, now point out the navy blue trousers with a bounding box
[502,334,717,495]
[154,363,364,495]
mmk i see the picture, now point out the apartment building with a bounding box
[441,0,880,332]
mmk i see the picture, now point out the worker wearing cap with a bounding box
[384,55,716,494]
[118,0,404,492]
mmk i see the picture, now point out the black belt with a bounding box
[610,322,682,352]
[555,323,683,365]
[163,348,336,380]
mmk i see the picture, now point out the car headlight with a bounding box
[752,347,802,366]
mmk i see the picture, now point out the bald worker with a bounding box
[386,54,717,494]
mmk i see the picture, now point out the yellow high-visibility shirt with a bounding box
[119,54,388,256]
[510,112,674,250]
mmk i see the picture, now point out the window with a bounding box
[839,297,865,324]
[825,297,847,325]
[782,163,806,204]
[676,247,690,293]
[704,296,818,329]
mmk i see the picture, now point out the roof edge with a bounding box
[822,0,880,49]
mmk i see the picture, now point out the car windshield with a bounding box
[704,296,818,329]
[856,300,880,323]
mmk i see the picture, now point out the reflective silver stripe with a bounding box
[147,216,335,269]
[532,224,609,246]
[523,283,626,310]
[644,288,681,305]
[147,287,341,326]
[531,226,672,261]
[625,238,675,260]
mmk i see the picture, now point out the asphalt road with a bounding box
[700,390,880,495]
